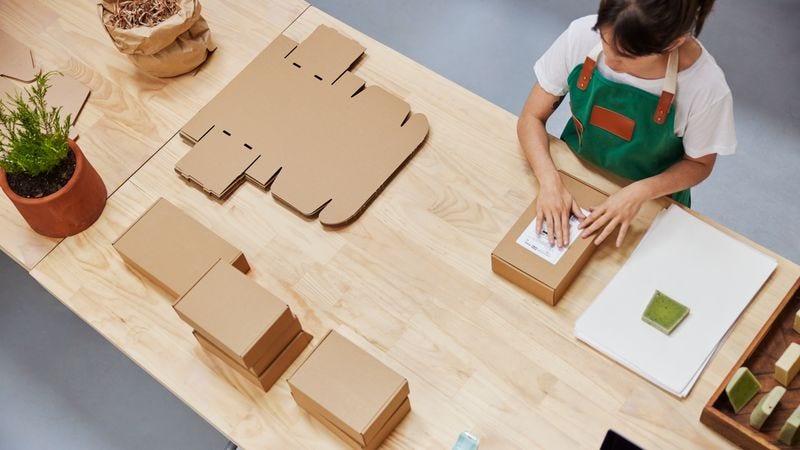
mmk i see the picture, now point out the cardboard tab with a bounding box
[177,25,429,226]
[113,198,249,299]
[288,330,410,447]
[174,260,295,368]
[491,171,609,305]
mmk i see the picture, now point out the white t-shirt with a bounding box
[534,15,737,158]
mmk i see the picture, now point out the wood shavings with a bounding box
[110,0,180,29]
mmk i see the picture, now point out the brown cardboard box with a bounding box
[288,330,410,447]
[194,330,312,392]
[173,259,295,368]
[309,397,411,450]
[491,171,609,305]
[175,25,429,226]
[247,316,302,375]
[113,198,249,299]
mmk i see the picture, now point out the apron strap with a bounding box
[577,42,680,125]
[653,49,679,125]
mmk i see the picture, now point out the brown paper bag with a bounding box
[98,0,216,77]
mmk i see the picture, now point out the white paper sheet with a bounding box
[575,205,777,397]
[516,209,589,265]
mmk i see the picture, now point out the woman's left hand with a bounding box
[578,182,650,247]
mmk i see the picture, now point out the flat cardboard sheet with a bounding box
[491,171,608,305]
[288,330,409,446]
[174,259,294,368]
[113,198,249,299]
[575,205,778,397]
[176,25,429,226]
[195,330,312,391]
[0,30,37,82]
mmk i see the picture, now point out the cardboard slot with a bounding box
[173,259,296,367]
[176,25,429,226]
[195,330,312,392]
[288,330,410,447]
[491,171,609,305]
[113,198,248,299]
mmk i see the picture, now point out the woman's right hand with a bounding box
[535,176,586,248]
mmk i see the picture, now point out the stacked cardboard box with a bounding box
[174,260,312,391]
[114,198,310,391]
[288,330,410,450]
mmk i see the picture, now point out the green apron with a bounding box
[560,43,691,206]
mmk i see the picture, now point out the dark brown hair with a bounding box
[594,0,715,57]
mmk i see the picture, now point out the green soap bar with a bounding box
[750,386,786,430]
[779,406,800,446]
[641,290,690,335]
[725,367,761,413]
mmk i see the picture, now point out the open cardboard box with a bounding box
[195,330,312,392]
[113,198,250,299]
[288,330,410,448]
[173,259,296,368]
[175,25,429,226]
[492,170,608,305]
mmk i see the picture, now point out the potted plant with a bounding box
[0,72,106,238]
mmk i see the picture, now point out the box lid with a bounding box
[113,198,246,298]
[174,260,292,366]
[288,330,409,446]
[492,171,608,290]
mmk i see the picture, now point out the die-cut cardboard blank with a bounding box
[176,25,429,226]
[0,30,37,82]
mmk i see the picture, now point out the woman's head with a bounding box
[594,0,715,59]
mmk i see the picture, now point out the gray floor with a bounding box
[1,1,797,449]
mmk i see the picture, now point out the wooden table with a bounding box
[0,0,309,269]
[7,4,800,449]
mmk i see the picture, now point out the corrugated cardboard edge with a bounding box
[490,170,607,305]
[195,330,312,392]
[248,316,302,375]
[287,330,410,446]
[301,396,411,450]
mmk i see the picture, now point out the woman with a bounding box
[518,0,735,248]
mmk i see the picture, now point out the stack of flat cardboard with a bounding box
[288,330,410,450]
[114,198,310,391]
[175,260,312,391]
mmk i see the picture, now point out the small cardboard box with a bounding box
[288,330,410,448]
[247,316,303,375]
[194,330,312,391]
[315,397,411,450]
[492,171,608,305]
[113,198,249,299]
[173,260,295,368]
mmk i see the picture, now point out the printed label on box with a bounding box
[516,209,589,265]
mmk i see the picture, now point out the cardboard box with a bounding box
[247,316,302,375]
[173,259,295,368]
[491,171,608,305]
[175,25,429,226]
[310,397,411,450]
[113,198,250,299]
[288,330,410,447]
[194,330,312,392]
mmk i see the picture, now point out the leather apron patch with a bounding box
[589,105,635,141]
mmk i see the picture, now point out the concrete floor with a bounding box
[1,1,797,449]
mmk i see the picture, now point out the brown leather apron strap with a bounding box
[653,49,679,124]
[577,43,603,90]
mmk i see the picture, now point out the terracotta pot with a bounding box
[0,139,107,238]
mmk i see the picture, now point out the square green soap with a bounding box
[641,290,690,335]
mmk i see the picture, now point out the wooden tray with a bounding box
[702,282,800,449]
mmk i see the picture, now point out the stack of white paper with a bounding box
[575,205,777,397]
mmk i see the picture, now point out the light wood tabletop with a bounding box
[6,4,800,449]
[0,0,309,269]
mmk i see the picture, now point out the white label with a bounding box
[515,209,589,265]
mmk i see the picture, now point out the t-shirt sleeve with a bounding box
[682,92,737,158]
[533,15,600,97]
[533,26,573,96]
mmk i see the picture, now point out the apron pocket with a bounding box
[589,106,635,141]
